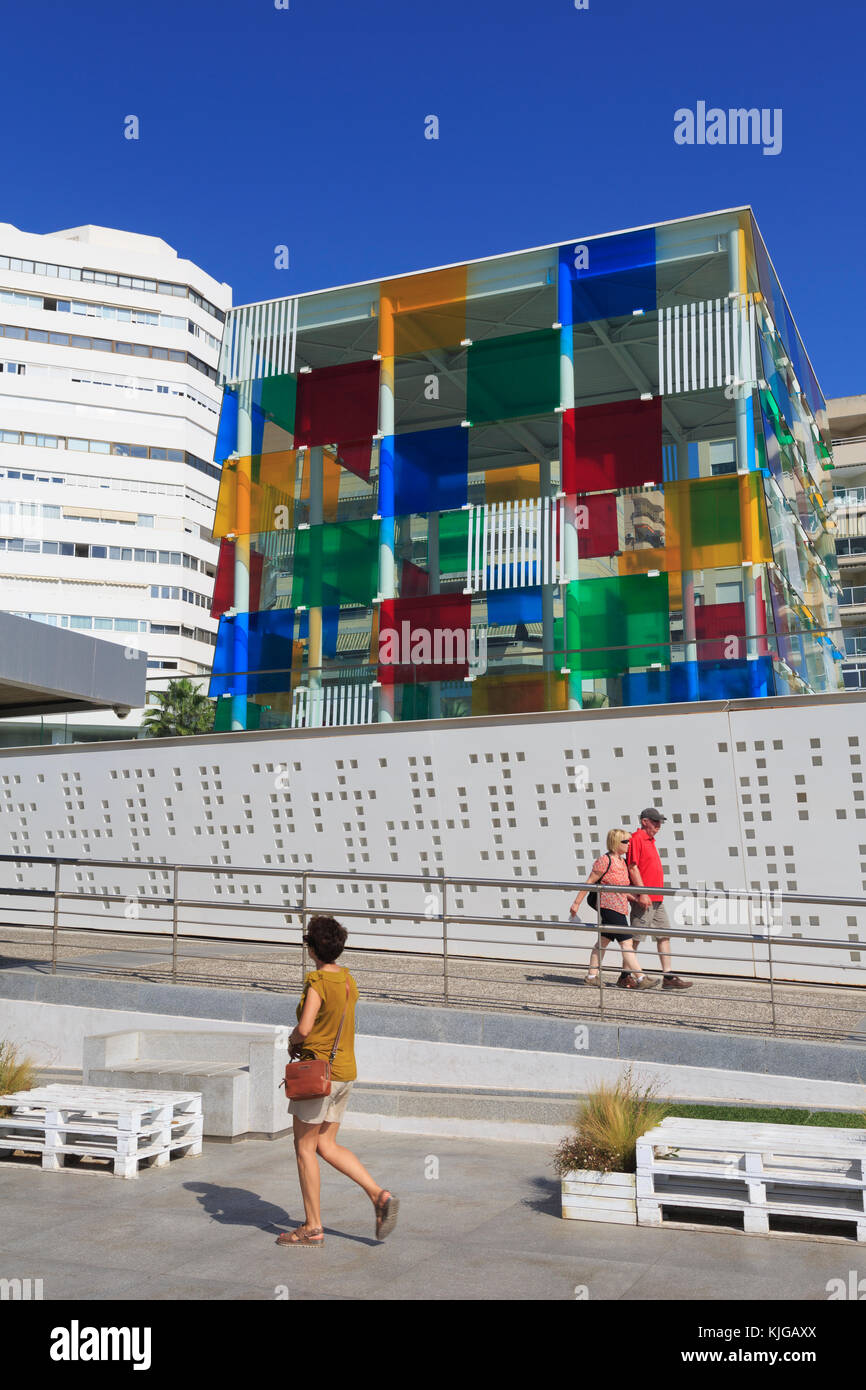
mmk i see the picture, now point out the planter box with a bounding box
[561,1169,637,1225]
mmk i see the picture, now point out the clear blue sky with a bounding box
[3,0,864,398]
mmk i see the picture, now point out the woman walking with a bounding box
[278,914,399,1247]
[569,829,657,990]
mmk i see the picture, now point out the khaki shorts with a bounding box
[289,1079,354,1127]
[629,901,671,941]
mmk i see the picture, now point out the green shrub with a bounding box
[554,1067,669,1175]
[0,1040,37,1115]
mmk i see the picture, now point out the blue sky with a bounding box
[3,0,864,398]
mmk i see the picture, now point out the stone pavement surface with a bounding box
[0,1132,863,1301]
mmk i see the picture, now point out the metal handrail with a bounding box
[1,852,863,1039]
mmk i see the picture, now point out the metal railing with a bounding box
[0,853,864,1040]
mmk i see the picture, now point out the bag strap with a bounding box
[327,975,351,1065]
[598,853,613,883]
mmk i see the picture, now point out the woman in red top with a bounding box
[570,829,657,990]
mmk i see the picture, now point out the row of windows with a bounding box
[836,537,866,557]
[0,254,226,323]
[0,322,218,383]
[11,610,217,647]
[1,358,220,418]
[150,585,212,609]
[1,286,184,337]
[0,536,214,573]
[0,463,212,508]
[0,500,151,526]
[0,428,221,483]
[0,286,222,352]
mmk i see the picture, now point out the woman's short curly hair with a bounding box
[304,914,348,964]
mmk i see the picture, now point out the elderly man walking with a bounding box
[627,808,692,990]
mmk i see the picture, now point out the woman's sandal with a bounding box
[374,1190,400,1241]
[276,1226,324,1247]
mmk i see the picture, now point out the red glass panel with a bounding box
[294,360,380,448]
[563,398,663,493]
[378,593,471,684]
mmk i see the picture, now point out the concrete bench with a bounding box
[636,1116,866,1241]
[82,1026,290,1140]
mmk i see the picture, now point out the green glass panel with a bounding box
[399,683,431,720]
[260,374,297,435]
[566,574,670,678]
[290,518,379,607]
[690,476,740,548]
[438,509,470,575]
[467,329,560,424]
[212,697,263,732]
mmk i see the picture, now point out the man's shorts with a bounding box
[629,901,671,941]
[289,1079,354,1126]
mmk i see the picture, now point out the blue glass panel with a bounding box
[698,655,775,699]
[214,389,238,463]
[209,609,297,697]
[622,655,774,705]
[486,587,543,625]
[621,666,690,706]
[564,228,656,324]
[758,398,782,482]
[298,606,340,658]
[388,426,469,517]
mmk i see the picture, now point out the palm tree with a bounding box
[143,678,215,737]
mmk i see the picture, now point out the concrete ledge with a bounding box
[4,969,864,1086]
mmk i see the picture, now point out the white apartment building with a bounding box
[0,222,232,743]
[827,395,866,690]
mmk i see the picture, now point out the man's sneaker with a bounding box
[624,974,658,990]
[615,972,633,989]
[662,974,693,989]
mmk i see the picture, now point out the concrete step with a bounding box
[349,1082,580,1127]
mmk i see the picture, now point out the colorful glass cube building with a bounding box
[208,207,843,728]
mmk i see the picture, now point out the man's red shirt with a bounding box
[627,828,664,903]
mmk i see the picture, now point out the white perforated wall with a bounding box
[0,693,863,984]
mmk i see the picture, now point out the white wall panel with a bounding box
[0,695,863,984]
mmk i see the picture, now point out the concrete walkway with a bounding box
[3,927,866,1042]
[1,1133,863,1301]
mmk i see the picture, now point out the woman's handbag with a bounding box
[586,854,613,913]
[282,978,350,1101]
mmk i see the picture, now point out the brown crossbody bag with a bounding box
[283,976,350,1101]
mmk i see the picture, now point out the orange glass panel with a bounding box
[471,671,567,716]
[664,473,772,571]
[485,463,540,504]
[213,451,302,539]
[380,265,468,354]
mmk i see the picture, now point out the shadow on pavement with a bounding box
[184,1181,382,1246]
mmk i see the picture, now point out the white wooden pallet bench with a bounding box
[0,1085,203,1179]
[43,1085,203,1157]
[636,1117,866,1242]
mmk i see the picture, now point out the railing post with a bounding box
[51,859,60,975]
[596,895,605,1016]
[766,918,778,1035]
[300,872,308,986]
[442,876,449,1005]
[171,865,179,983]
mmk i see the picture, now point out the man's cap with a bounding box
[639,807,666,823]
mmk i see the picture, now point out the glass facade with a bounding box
[207,209,844,728]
